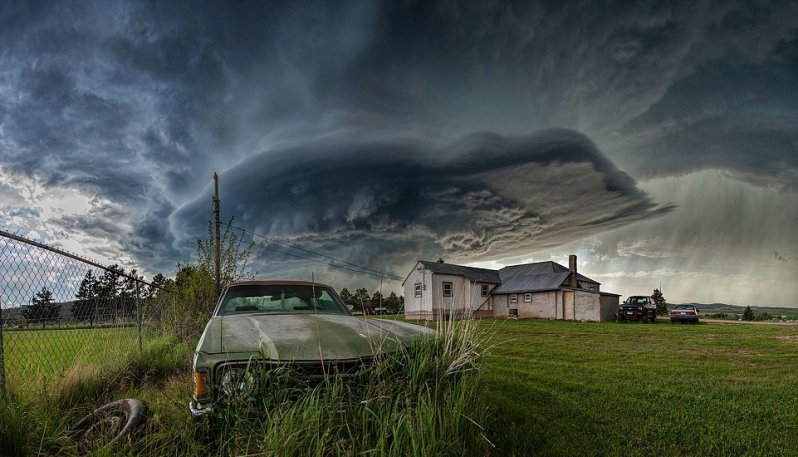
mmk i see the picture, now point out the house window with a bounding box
[443,282,453,297]
[524,293,532,302]
[414,283,422,298]
[510,294,518,303]
[481,284,489,297]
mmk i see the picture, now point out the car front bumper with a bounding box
[189,400,213,417]
[670,315,699,322]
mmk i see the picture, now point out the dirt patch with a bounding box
[776,335,798,343]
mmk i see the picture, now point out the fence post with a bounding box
[0,291,6,397]
[136,281,142,353]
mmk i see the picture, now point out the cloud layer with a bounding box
[0,1,795,304]
[171,129,671,277]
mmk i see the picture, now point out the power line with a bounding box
[229,224,403,282]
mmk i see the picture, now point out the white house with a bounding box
[402,255,619,321]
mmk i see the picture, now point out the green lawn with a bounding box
[4,319,798,456]
[1,327,138,395]
[479,319,798,456]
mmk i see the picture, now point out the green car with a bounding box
[189,280,433,416]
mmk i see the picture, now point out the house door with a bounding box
[563,291,575,320]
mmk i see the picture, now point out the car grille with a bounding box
[215,357,373,383]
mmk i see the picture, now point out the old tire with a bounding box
[66,399,148,448]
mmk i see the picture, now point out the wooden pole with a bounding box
[213,173,221,298]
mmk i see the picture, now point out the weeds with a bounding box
[0,319,491,457]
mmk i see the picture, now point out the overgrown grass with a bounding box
[8,319,795,456]
[1,319,490,456]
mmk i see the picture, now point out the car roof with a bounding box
[230,280,334,289]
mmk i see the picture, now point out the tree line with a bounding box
[19,265,170,327]
[337,288,404,313]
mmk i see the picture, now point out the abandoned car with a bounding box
[617,295,658,323]
[189,280,433,416]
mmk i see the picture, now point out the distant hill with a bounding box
[1,301,74,325]
[672,302,798,316]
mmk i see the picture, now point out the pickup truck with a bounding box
[617,296,657,323]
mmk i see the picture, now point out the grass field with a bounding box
[2,319,797,456]
[481,320,798,456]
[1,327,138,397]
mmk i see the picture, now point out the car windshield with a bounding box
[217,284,350,316]
[674,305,695,310]
[624,297,649,305]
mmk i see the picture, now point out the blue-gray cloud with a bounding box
[169,129,672,278]
[0,0,795,290]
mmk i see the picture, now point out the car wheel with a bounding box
[65,399,148,449]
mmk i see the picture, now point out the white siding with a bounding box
[402,262,434,319]
[573,290,602,321]
[431,274,469,315]
[492,294,509,317]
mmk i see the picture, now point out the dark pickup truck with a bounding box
[617,296,657,323]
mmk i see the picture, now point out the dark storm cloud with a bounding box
[0,0,795,279]
[172,129,672,277]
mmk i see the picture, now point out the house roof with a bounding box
[499,261,600,285]
[410,259,601,294]
[418,261,502,284]
[492,271,571,294]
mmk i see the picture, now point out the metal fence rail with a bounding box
[0,230,172,397]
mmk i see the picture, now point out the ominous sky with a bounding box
[1,1,796,306]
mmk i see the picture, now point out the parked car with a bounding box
[670,304,700,324]
[189,280,433,417]
[617,296,657,323]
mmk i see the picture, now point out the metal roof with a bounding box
[418,261,501,284]
[492,271,570,294]
[499,261,599,284]
[413,259,601,293]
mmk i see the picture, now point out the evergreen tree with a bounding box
[384,292,401,313]
[338,288,355,309]
[742,306,755,321]
[352,288,370,312]
[72,270,99,324]
[651,288,667,315]
[371,291,384,309]
[23,286,60,327]
[146,273,169,299]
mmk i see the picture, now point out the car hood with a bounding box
[196,313,433,360]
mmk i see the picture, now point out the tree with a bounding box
[72,270,99,324]
[146,273,169,300]
[371,291,384,309]
[23,286,60,327]
[155,218,253,341]
[351,288,370,313]
[384,292,401,313]
[742,306,755,321]
[338,288,355,309]
[197,217,254,302]
[651,288,667,315]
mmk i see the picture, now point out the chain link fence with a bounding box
[0,230,174,398]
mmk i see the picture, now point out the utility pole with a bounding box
[213,172,222,298]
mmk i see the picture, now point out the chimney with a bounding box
[568,255,577,288]
[437,258,445,264]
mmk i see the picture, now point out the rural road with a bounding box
[701,319,798,327]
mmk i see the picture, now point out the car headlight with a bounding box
[219,367,258,398]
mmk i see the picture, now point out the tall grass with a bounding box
[0,319,491,456]
[199,319,491,456]
[0,335,192,456]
